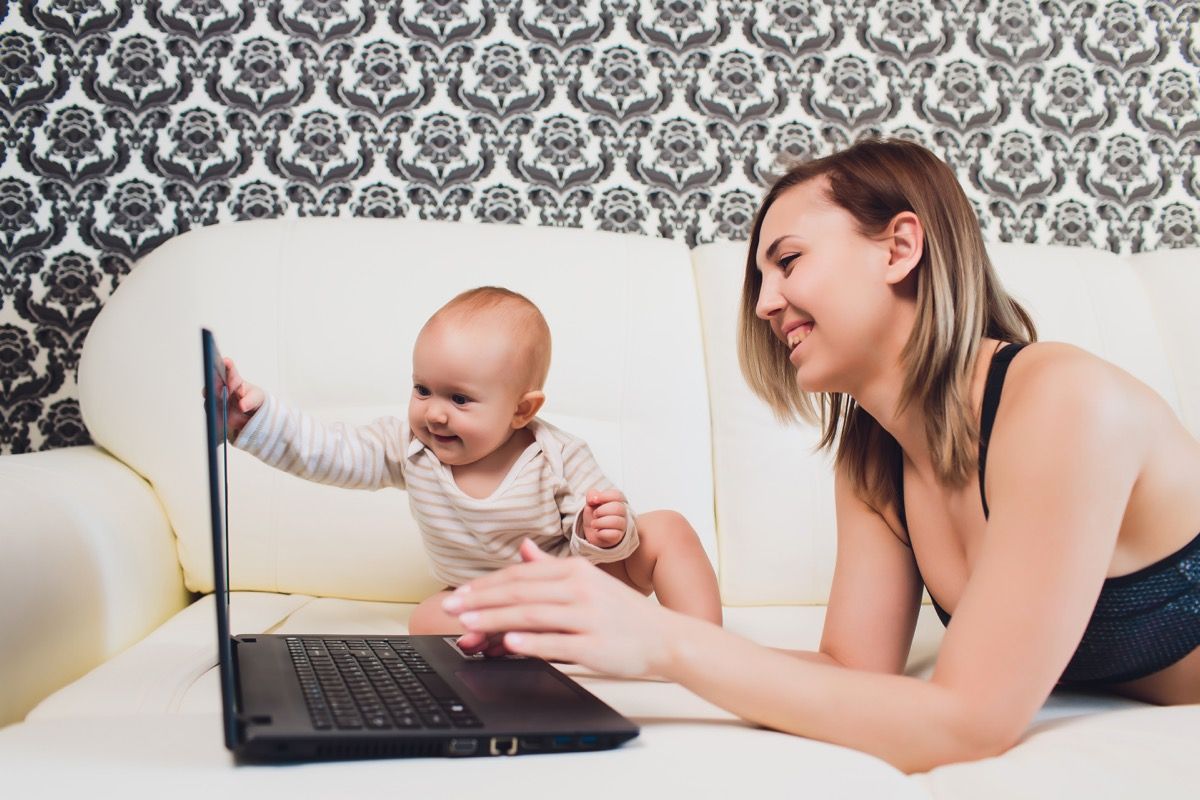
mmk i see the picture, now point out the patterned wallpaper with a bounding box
[1,0,1198,454]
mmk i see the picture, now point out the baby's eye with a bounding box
[414,384,431,397]
[451,394,470,406]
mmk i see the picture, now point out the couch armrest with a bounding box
[0,446,190,726]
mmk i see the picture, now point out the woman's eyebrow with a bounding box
[760,235,804,268]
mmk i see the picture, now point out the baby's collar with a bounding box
[405,430,427,460]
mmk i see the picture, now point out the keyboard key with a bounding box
[289,637,476,732]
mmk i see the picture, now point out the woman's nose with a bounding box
[756,274,785,320]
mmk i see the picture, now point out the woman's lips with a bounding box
[786,321,813,350]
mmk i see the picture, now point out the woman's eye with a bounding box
[779,254,799,274]
[414,385,430,397]
[451,394,469,406]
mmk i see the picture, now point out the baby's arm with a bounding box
[226,358,407,491]
[557,440,639,562]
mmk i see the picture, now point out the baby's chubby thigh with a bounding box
[612,510,723,625]
[407,589,466,635]
[603,509,702,594]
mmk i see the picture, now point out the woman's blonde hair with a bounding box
[737,138,1037,512]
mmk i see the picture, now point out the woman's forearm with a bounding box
[773,647,842,667]
[656,612,1007,773]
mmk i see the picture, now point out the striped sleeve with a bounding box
[556,436,639,564]
[232,393,408,491]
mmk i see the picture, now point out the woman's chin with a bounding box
[794,365,835,395]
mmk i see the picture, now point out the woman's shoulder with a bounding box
[999,341,1170,434]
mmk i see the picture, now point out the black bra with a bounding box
[903,343,1200,685]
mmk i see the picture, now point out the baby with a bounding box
[222,286,722,634]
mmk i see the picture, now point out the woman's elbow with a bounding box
[899,704,1026,773]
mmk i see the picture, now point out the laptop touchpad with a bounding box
[455,670,579,708]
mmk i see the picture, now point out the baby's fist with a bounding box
[581,489,627,548]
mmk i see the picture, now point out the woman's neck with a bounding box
[851,337,1001,481]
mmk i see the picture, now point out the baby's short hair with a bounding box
[431,286,552,390]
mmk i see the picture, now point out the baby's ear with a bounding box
[512,390,546,427]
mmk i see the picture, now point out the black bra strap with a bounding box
[978,342,1028,518]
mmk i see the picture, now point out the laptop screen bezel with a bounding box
[202,328,240,749]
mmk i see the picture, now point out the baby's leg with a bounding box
[605,510,722,625]
[407,589,465,635]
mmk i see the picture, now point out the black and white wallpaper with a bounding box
[1,0,1198,454]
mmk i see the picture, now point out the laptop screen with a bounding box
[202,328,239,748]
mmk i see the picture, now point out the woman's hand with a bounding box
[446,539,676,678]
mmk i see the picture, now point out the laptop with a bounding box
[202,328,639,761]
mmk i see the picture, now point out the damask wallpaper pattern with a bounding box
[0,0,1197,453]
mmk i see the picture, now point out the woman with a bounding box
[440,139,1200,772]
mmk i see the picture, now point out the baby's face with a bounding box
[408,319,529,467]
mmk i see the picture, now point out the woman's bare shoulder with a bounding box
[999,341,1175,440]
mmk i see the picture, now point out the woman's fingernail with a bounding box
[506,633,523,647]
[459,611,479,627]
[442,596,462,612]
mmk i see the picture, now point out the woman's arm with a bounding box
[816,466,925,671]
[772,465,926,669]
[449,353,1141,771]
[450,550,977,771]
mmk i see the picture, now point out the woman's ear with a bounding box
[884,211,924,285]
[512,390,546,428]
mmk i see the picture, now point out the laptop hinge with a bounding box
[236,713,273,727]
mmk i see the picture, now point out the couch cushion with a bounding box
[78,220,716,601]
[0,714,927,799]
[18,594,929,798]
[1129,247,1200,438]
[16,592,1162,799]
[690,240,1182,605]
[988,243,1179,411]
[915,703,1198,800]
[28,594,948,723]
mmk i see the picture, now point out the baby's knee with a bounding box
[635,509,701,550]
[408,591,461,635]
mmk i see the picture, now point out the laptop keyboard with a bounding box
[286,637,482,731]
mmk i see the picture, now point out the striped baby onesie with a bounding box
[234,394,639,587]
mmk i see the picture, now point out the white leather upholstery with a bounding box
[78,219,716,600]
[0,447,189,723]
[1131,248,1200,437]
[3,218,1197,797]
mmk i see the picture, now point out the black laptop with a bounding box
[202,328,639,761]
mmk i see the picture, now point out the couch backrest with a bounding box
[691,240,1197,606]
[79,220,715,601]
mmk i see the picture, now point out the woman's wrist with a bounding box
[648,607,704,681]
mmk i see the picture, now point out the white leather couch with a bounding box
[1,219,1197,799]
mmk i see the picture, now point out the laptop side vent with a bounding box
[312,740,443,759]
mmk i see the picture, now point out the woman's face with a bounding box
[753,178,908,394]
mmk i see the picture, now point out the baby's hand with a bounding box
[581,489,627,548]
[222,356,264,441]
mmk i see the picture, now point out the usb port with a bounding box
[578,735,599,748]
[551,735,574,749]
[448,738,478,756]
